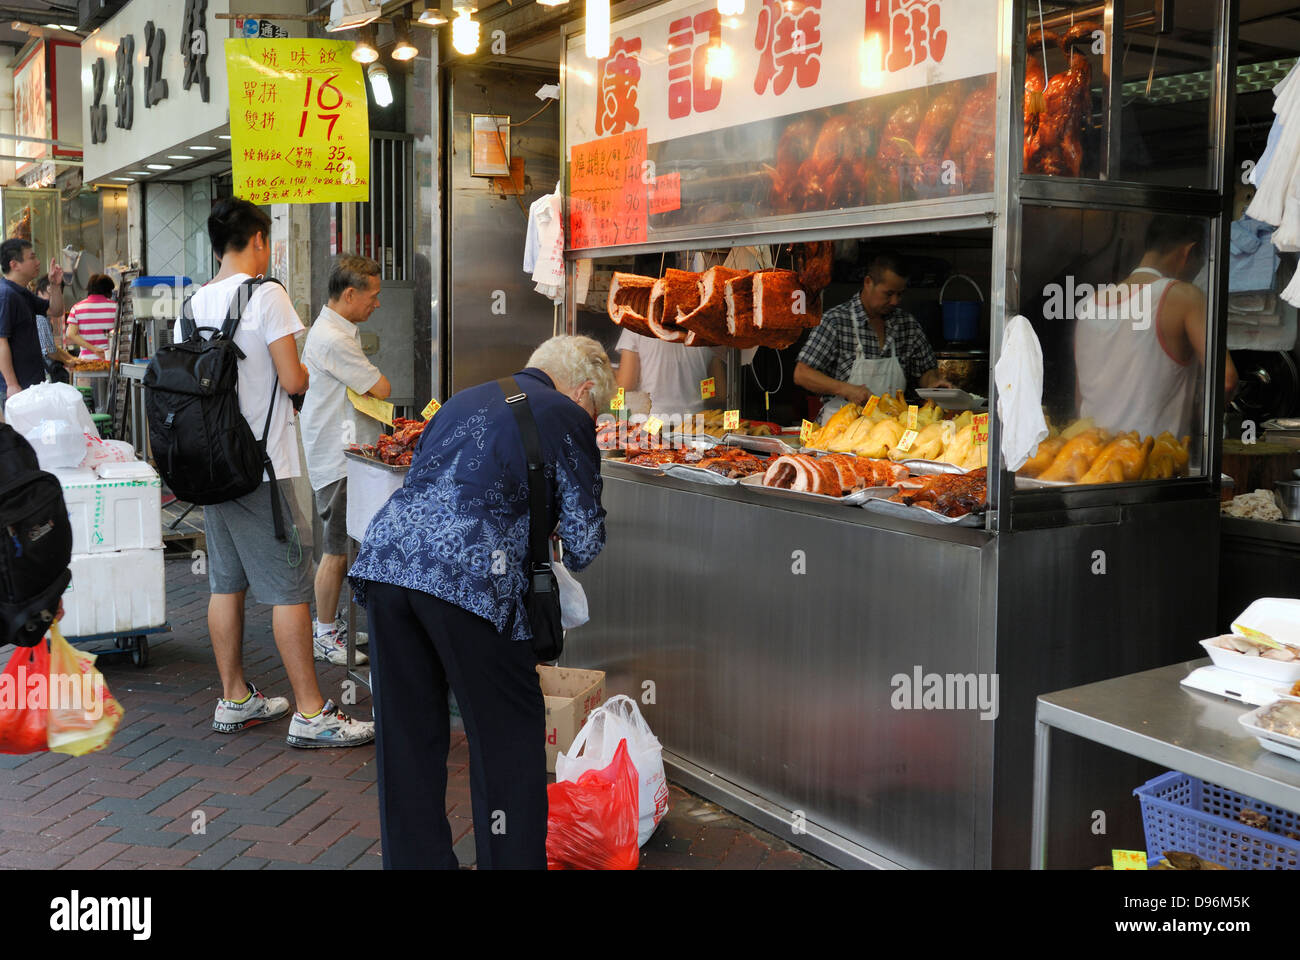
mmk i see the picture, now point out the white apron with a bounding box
[819,316,906,424]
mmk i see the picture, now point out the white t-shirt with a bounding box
[173,274,304,481]
[615,329,719,416]
[300,305,383,490]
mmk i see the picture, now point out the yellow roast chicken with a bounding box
[1141,433,1192,480]
[889,421,946,461]
[811,404,861,449]
[1037,428,1112,482]
[1078,433,1153,484]
[853,419,905,458]
[1019,436,1065,478]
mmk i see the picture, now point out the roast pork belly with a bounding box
[646,269,700,342]
[680,266,750,347]
[608,273,656,337]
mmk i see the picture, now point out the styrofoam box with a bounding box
[62,548,166,637]
[60,461,162,554]
[346,456,407,542]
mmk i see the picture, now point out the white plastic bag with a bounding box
[80,434,134,471]
[556,694,669,846]
[4,382,96,439]
[555,562,589,630]
[23,419,90,469]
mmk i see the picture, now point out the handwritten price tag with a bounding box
[646,416,663,436]
[723,410,740,431]
[972,412,989,445]
[863,395,880,416]
[611,387,625,412]
[907,404,919,430]
[421,398,441,421]
[800,419,816,446]
[896,429,919,454]
[346,387,394,427]
[700,377,716,400]
[1112,850,1148,871]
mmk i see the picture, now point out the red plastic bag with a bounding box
[0,641,50,754]
[546,738,640,870]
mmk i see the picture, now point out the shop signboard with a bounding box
[224,38,370,204]
[563,0,999,250]
[14,39,83,182]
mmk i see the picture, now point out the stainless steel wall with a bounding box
[568,472,997,869]
[446,65,561,393]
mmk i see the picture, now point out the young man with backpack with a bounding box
[158,199,372,748]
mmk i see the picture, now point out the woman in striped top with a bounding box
[65,274,116,356]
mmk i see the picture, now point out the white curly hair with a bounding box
[527,335,616,412]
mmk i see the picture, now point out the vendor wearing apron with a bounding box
[794,253,953,423]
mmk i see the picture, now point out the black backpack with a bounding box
[0,425,72,647]
[143,276,285,539]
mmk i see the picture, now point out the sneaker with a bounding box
[314,627,368,666]
[286,700,375,748]
[213,682,291,733]
[331,616,368,649]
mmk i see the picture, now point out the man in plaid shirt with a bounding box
[794,253,952,417]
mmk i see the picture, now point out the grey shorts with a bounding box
[203,480,315,605]
[316,478,348,555]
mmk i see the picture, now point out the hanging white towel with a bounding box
[993,314,1049,472]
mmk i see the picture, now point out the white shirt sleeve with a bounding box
[256,282,306,346]
[615,329,639,354]
[328,333,383,395]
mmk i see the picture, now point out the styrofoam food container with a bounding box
[61,547,166,637]
[1232,597,1300,648]
[59,463,162,554]
[1239,704,1300,762]
[1199,638,1300,683]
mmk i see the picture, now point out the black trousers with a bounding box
[366,582,548,869]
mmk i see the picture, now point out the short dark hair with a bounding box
[1145,215,1203,255]
[866,252,908,284]
[207,198,271,256]
[327,255,381,300]
[87,273,115,297]
[0,238,32,274]
[35,276,49,295]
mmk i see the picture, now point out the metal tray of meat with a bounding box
[345,448,411,473]
[662,463,744,486]
[723,433,799,455]
[897,459,969,476]
[602,457,671,476]
[860,498,984,526]
[737,474,894,506]
[663,431,729,446]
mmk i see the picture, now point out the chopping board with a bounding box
[1221,439,1300,500]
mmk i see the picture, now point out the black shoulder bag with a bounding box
[498,377,563,662]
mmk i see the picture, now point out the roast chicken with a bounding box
[1025,23,1096,178]
[946,79,996,195]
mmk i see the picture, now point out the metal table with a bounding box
[1031,659,1300,869]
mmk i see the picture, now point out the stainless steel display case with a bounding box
[559,0,1239,869]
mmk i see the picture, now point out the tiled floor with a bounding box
[0,558,830,870]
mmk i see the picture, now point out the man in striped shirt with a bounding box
[65,274,116,356]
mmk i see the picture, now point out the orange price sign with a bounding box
[420,398,441,420]
[863,395,880,416]
[700,377,716,400]
[568,129,648,249]
[896,429,919,454]
[906,404,919,430]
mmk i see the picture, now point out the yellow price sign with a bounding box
[972,413,989,445]
[225,39,370,205]
[421,398,441,421]
[611,387,625,411]
[800,419,816,446]
[896,429,919,454]
[723,410,740,432]
[863,395,880,416]
[645,416,664,436]
[1112,850,1148,871]
[346,387,394,427]
[906,404,919,430]
[700,377,716,400]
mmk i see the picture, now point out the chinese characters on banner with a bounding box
[569,129,648,249]
[753,0,821,96]
[225,38,369,205]
[596,38,642,136]
[865,0,947,73]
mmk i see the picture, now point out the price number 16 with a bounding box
[300,74,343,139]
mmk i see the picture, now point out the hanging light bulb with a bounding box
[536,0,568,6]
[351,24,379,63]
[585,0,609,59]
[451,9,479,55]
[705,42,734,81]
[391,14,418,60]
[717,0,743,15]
[416,0,448,25]
[368,62,394,106]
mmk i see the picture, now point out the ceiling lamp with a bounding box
[391,15,418,60]
[351,25,379,63]
[368,62,394,106]
[536,0,569,6]
[326,0,380,32]
[585,0,609,59]
[416,1,448,25]
[451,9,479,55]
[717,0,743,14]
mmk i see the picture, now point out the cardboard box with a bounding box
[537,665,605,773]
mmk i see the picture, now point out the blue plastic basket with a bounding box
[1134,771,1300,870]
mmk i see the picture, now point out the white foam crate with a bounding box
[59,462,162,554]
[62,548,166,637]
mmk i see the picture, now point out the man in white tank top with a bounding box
[1074,215,1238,439]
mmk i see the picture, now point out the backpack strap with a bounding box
[498,377,552,571]
[218,276,285,341]
[179,294,197,341]
[261,372,286,542]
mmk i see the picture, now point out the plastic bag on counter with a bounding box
[546,738,640,870]
[0,642,50,755]
[4,382,96,439]
[80,434,133,471]
[556,695,668,846]
[23,419,89,469]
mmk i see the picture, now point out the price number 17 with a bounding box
[300,74,343,139]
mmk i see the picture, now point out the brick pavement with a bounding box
[0,558,830,871]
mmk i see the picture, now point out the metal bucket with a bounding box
[1275,481,1300,521]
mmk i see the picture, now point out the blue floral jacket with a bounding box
[349,368,605,643]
